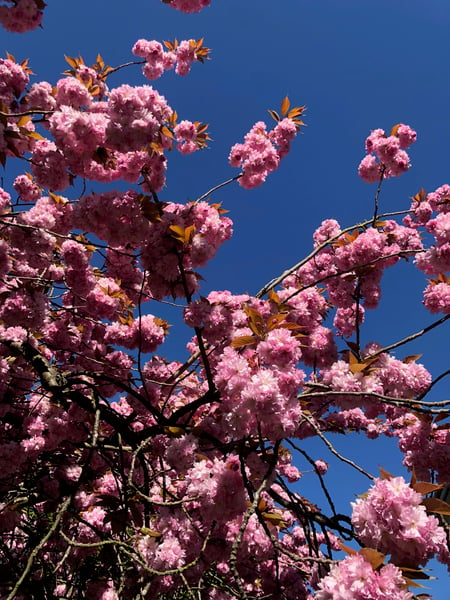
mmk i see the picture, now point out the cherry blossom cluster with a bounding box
[401,185,450,314]
[0,56,29,104]
[0,0,43,33]
[163,0,212,12]
[0,51,208,192]
[229,117,300,188]
[42,83,173,189]
[132,38,209,80]
[140,200,233,299]
[358,124,417,183]
[282,217,423,341]
[0,0,214,35]
[394,411,450,483]
[314,554,413,600]
[351,476,450,568]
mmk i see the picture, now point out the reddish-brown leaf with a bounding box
[261,511,288,528]
[230,335,257,349]
[359,548,385,570]
[379,466,394,480]
[338,542,357,555]
[268,109,280,122]
[413,482,444,495]
[280,96,290,116]
[422,496,450,515]
[403,354,422,364]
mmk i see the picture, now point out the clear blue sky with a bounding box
[3,1,450,595]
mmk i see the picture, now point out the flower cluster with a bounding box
[0,0,214,33]
[230,117,300,188]
[314,554,413,600]
[140,200,233,299]
[13,173,41,202]
[164,0,212,13]
[358,124,416,183]
[0,46,209,193]
[402,185,450,314]
[0,0,43,33]
[394,412,450,484]
[351,476,449,568]
[132,38,209,80]
[0,57,29,105]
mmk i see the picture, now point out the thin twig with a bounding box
[366,313,450,360]
[256,212,414,298]
[299,412,374,481]
[7,497,71,600]
[371,166,386,225]
[229,441,281,600]
[0,109,54,118]
[194,174,242,204]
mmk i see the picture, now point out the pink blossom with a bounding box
[31,139,71,191]
[105,84,171,152]
[26,81,57,111]
[142,61,165,80]
[85,580,118,600]
[359,125,416,183]
[55,77,92,109]
[314,554,413,600]
[365,128,385,154]
[426,211,450,244]
[153,535,186,570]
[423,281,450,313]
[132,39,164,61]
[315,460,328,475]
[0,187,11,213]
[374,135,400,163]
[49,106,107,155]
[135,39,165,80]
[229,119,299,188]
[321,360,362,393]
[386,148,410,177]
[175,40,196,63]
[302,325,338,368]
[358,154,382,184]
[352,476,449,568]
[395,413,450,483]
[60,239,91,270]
[334,304,365,338]
[73,190,150,247]
[269,117,298,152]
[0,0,43,32]
[0,288,49,329]
[0,239,11,279]
[427,184,450,213]
[396,124,417,148]
[165,0,211,13]
[133,38,204,81]
[132,315,166,353]
[214,346,252,395]
[0,58,29,105]
[313,219,341,246]
[13,174,41,202]
[280,463,302,482]
[257,327,301,367]
[85,280,122,319]
[174,119,197,148]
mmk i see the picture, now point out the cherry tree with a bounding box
[0,1,449,599]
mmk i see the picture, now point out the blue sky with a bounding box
[3,0,450,595]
